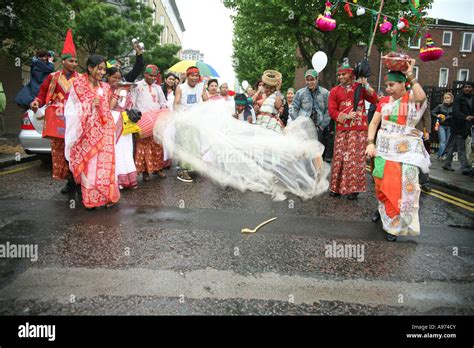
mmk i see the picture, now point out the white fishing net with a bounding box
[153,99,330,201]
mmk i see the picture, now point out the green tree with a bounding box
[224,0,434,88]
[0,0,71,63]
[1,0,180,73]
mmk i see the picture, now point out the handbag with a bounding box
[128,109,142,123]
[122,111,141,135]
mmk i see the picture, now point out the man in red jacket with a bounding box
[30,29,79,194]
[328,61,379,200]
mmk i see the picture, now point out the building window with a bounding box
[458,69,469,81]
[152,3,157,25]
[413,66,419,80]
[171,33,174,44]
[439,68,449,87]
[461,32,473,52]
[160,15,164,25]
[408,37,421,49]
[442,31,452,46]
[163,26,168,44]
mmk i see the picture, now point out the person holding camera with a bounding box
[290,69,330,148]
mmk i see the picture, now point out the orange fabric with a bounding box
[374,160,402,218]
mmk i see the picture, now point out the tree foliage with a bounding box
[224,0,434,88]
[1,0,180,73]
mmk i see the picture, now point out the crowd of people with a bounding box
[21,29,473,242]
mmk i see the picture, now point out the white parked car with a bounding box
[18,107,51,161]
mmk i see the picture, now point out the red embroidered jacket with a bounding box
[328,82,379,131]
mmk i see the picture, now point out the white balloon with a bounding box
[312,51,328,73]
[242,80,249,90]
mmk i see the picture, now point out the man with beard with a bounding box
[173,66,209,182]
[328,61,379,200]
[30,29,79,194]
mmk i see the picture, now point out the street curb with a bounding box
[429,176,474,197]
[0,154,39,170]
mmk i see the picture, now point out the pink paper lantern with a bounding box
[315,1,336,32]
[379,16,392,34]
[419,34,444,62]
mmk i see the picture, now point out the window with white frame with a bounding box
[439,68,449,87]
[413,66,419,80]
[408,37,421,49]
[442,31,452,46]
[458,69,469,81]
[461,32,473,52]
[152,3,157,25]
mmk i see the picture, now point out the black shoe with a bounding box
[421,183,432,192]
[371,210,381,223]
[60,181,76,194]
[347,193,359,200]
[461,169,473,176]
[442,166,455,172]
[385,232,397,242]
[329,191,340,197]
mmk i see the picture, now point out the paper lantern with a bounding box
[379,16,393,34]
[316,2,336,32]
[397,18,409,32]
[419,34,444,62]
[356,6,365,16]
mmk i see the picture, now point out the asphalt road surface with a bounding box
[0,160,472,315]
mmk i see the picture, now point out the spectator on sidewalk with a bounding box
[416,104,432,191]
[443,82,473,175]
[432,92,454,160]
[15,50,55,110]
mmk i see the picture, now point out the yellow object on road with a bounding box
[241,217,277,234]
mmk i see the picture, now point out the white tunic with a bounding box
[179,82,204,111]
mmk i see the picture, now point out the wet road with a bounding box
[0,160,472,315]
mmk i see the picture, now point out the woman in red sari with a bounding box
[64,54,120,209]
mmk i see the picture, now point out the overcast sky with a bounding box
[175,0,474,89]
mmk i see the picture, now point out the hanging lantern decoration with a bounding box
[343,3,353,17]
[397,18,410,32]
[356,6,366,16]
[419,34,444,62]
[379,16,393,34]
[316,2,337,32]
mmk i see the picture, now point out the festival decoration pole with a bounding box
[367,0,385,57]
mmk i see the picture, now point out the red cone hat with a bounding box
[61,29,77,59]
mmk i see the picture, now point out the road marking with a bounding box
[429,188,474,207]
[0,162,40,176]
[0,267,471,311]
[423,191,474,212]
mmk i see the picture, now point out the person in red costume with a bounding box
[328,61,379,200]
[30,29,79,194]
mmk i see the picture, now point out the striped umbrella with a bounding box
[168,60,220,77]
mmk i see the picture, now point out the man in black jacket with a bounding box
[443,82,473,175]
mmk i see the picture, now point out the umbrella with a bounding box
[168,60,220,77]
[353,51,372,112]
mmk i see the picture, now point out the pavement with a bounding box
[2,134,472,195]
